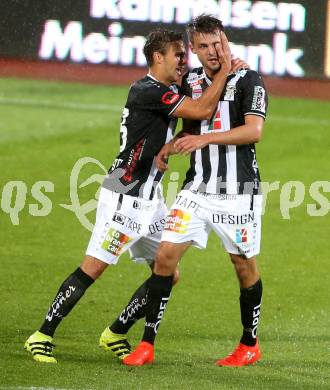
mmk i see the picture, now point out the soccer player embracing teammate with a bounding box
[24,24,236,363]
[123,15,268,367]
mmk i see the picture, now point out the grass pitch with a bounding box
[0,78,329,390]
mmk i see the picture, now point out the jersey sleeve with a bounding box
[136,82,186,116]
[240,71,268,119]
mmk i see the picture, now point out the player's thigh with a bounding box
[161,190,210,250]
[86,189,142,266]
[128,197,168,264]
[208,195,262,259]
[154,240,192,275]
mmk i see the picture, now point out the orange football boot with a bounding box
[216,341,261,367]
[123,341,154,366]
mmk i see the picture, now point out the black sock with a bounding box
[240,279,263,346]
[142,273,173,345]
[110,280,148,334]
[39,267,94,337]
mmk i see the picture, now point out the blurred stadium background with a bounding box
[0,0,329,98]
[1,1,329,389]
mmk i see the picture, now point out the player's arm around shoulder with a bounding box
[171,69,228,120]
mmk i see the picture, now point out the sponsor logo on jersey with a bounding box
[112,212,142,234]
[251,86,266,113]
[188,73,203,99]
[192,83,202,100]
[164,209,191,234]
[161,91,180,105]
[208,109,222,131]
[186,72,204,85]
[101,228,132,256]
[123,138,145,182]
[236,228,248,243]
[191,79,203,87]
[224,84,236,101]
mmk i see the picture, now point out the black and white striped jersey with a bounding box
[103,74,185,200]
[181,68,268,195]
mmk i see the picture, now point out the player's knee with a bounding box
[80,256,108,280]
[230,253,248,274]
[229,253,244,265]
[229,254,259,286]
[154,246,176,275]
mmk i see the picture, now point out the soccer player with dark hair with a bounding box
[124,15,268,367]
[24,27,234,363]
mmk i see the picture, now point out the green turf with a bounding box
[0,77,329,390]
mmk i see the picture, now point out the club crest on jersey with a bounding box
[161,91,180,105]
[164,209,191,234]
[101,228,132,256]
[236,228,248,243]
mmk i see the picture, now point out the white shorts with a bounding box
[86,188,167,265]
[161,190,263,259]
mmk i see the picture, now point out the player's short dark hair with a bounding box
[186,14,224,43]
[143,29,183,66]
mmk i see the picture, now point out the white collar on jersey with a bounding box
[147,73,160,82]
[146,73,178,92]
[202,69,212,86]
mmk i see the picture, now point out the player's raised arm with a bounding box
[172,32,231,120]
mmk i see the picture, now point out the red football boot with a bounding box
[216,341,261,367]
[123,341,154,366]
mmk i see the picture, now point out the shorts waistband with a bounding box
[100,187,162,211]
[190,191,237,200]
